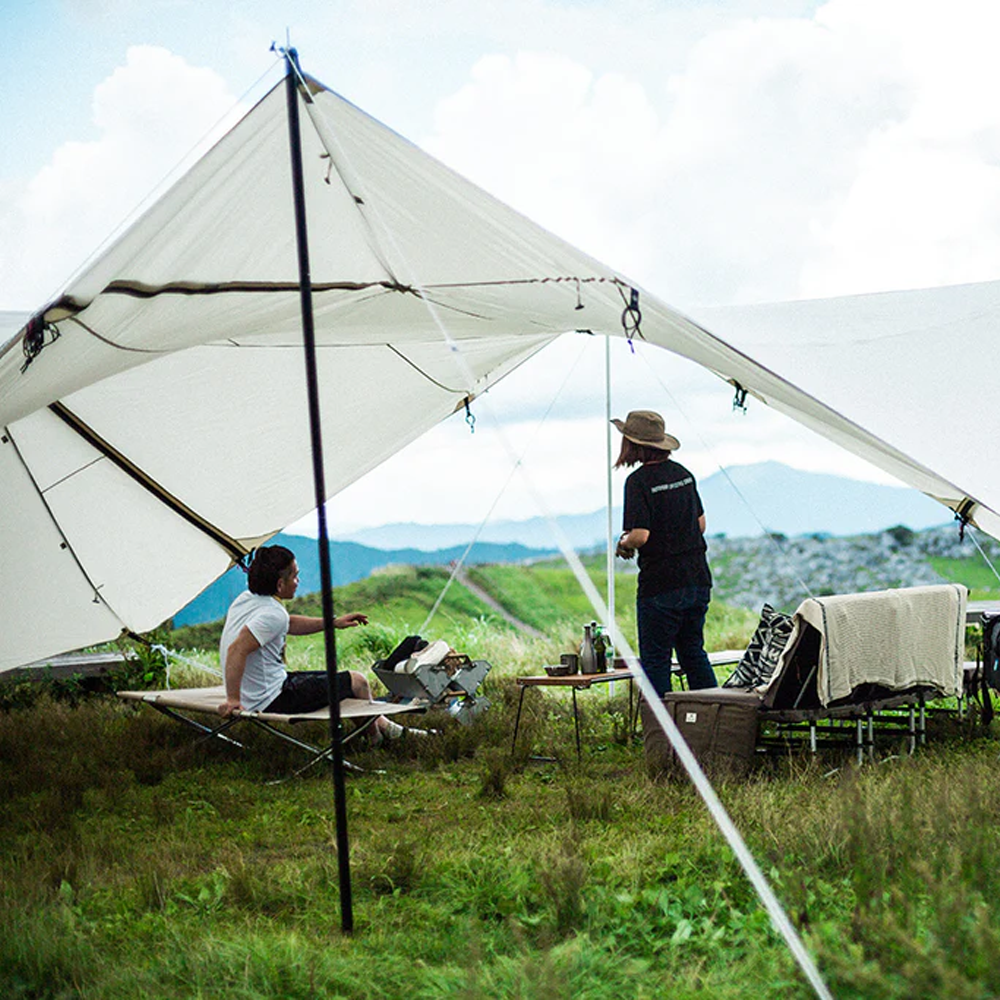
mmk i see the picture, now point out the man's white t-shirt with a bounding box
[219,591,290,710]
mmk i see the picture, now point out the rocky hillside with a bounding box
[704,524,999,612]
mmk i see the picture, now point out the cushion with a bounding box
[723,603,794,689]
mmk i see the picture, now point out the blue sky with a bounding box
[4,0,999,532]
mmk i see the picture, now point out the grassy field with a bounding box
[929,556,1000,600]
[169,563,759,679]
[464,560,757,655]
[3,564,1000,998]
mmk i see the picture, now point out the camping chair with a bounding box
[643,584,968,773]
[372,636,492,724]
[117,685,424,781]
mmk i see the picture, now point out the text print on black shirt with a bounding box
[650,476,694,494]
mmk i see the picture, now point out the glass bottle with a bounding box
[579,622,596,674]
[593,626,607,673]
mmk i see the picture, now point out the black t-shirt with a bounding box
[622,459,712,597]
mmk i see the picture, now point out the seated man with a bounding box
[218,545,423,742]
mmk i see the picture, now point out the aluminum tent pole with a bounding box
[284,47,354,934]
[605,332,617,668]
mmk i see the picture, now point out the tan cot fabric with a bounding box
[117,685,419,721]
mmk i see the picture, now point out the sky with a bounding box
[4,0,1000,536]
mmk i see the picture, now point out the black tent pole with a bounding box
[283,47,354,934]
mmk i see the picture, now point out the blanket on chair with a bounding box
[775,584,967,706]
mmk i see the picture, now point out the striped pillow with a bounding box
[723,604,794,689]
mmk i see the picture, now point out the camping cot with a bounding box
[117,685,424,779]
[643,583,969,774]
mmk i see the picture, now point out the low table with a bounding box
[510,650,745,761]
[510,668,633,761]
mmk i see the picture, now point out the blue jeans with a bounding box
[636,586,716,697]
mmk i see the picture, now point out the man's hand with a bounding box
[616,528,647,559]
[335,611,369,629]
[615,539,636,560]
[218,698,243,717]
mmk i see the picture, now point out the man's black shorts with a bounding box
[264,670,353,713]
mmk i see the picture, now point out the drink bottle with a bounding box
[593,626,607,673]
[579,622,597,674]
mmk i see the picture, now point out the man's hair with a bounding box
[247,545,296,595]
[614,438,672,469]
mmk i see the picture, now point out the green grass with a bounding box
[929,556,1000,600]
[466,560,619,633]
[2,672,999,998]
[467,560,756,655]
[8,562,994,996]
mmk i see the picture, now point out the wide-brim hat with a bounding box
[611,410,680,451]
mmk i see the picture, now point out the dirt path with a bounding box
[453,565,547,639]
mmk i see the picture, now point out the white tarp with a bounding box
[2,71,997,672]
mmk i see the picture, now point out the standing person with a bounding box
[218,545,424,741]
[612,410,716,697]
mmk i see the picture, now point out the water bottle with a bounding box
[579,622,597,674]
[593,626,607,673]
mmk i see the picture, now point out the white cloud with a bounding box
[419,28,891,306]
[423,51,665,284]
[800,0,1000,295]
[419,2,1000,311]
[0,46,241,310]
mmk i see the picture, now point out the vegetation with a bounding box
[929,556,1000,601]
[3,559,1000,997]
[466,559,757,654]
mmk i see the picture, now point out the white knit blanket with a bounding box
[784,584,967,706]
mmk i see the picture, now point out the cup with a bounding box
[560,653,579,674]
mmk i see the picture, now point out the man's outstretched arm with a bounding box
[288,611,369,635]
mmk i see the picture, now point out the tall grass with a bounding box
[3,633,1000,999]
[7,562,993,998]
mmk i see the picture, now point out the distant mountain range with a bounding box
[171,534,555,627]
[173,462,951,627]
[329,461,949,551]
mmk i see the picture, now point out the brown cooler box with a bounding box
[641,688,762,780]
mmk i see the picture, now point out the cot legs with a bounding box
[852,715,875,764]
[147,702,245,748]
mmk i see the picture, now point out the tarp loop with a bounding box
[20,315,61,374]
[621,287,641,351]
[464,397,476,434]
[732,381,749,413]
[574,278,584,311]
[237,547,256,574]
[955,498,975,541]
[271,42,313,102]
